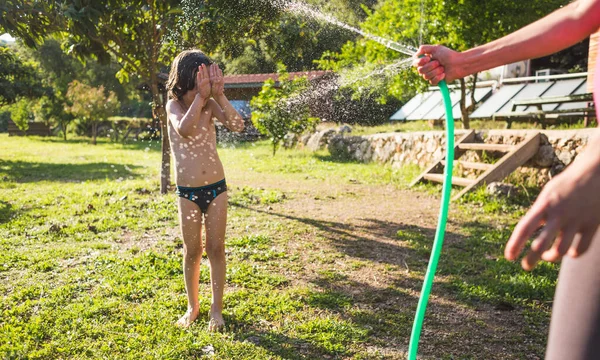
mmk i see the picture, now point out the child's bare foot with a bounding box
[176,307,199,328]
[208,308,225,332]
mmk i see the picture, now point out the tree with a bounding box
[1,0,290,193]
[318,0,570,128]
[33,95,72,140]
[66,81,120,145]
[251,67,318,155]
[7,98,34,131]
[0,1,59,48]
[209,0,383,75]
[0,46,45,106]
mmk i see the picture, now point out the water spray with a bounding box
[282,0,418,56]
[246,1,454,356]
[276,5,455,356]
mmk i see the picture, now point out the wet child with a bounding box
[165,50,244,330]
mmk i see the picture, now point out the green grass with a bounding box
[220,140,422,189]
[0,134,557,359]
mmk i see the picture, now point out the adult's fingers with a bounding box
[203,64,210,78]
[423,66,445,82]
[505,201,546,260]
[541,226,577,262]
[570,227,598,257]
[418,60,441,75]
[412,56,430,68]
[416,45,439,57]
[521,219,561,271]
[423,73,444,85]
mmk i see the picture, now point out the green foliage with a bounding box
[309,80,402,125]
[32,96,60,126]
[34,95,73,139]
[213,40,277,75]
[0,109,9,132]
[210,0,383,74]
[318,0,568,105]
[7,98,34,131]
[0,1,57,47]
[66,81,120,144]
[251,68,319,155]
[0,46,45,106]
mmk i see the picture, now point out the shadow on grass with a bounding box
[0,159,143,183]
[228,322,338,360]
[37,137,103,145]
[233,203,557,308]
[35,136,164,151]
[0,200,13,224]
[313,152,363,164]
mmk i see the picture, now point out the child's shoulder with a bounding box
[166,98,183,114]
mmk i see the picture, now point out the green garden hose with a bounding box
[408,79,455,360]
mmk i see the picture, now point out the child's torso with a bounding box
[168,108,225,187]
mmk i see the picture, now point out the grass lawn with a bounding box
[1,134,557,359]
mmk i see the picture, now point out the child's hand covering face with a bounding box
[209,63,224,97]
[196,64,211,99]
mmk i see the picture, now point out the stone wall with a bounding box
[326,129,596,186]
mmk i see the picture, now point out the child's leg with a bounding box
[546,230,600,359]
[204,191,228,331]
[176,198,204,327]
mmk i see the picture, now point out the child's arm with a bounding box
[166,64,212,138]
[209,63,245,133]
[415,0,600,84]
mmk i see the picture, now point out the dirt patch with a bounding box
[226,175,547,359]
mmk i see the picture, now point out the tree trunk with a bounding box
[469,73,478,112]
[459,78,470,129]
[62,122,67,141]
[92,121,97,145]
[150,74,170,194]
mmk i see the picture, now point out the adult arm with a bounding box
[415,0,600,84]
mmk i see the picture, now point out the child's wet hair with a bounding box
[167,50,213,100]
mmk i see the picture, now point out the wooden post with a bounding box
[588,29,599,93]
[585,29,599,126]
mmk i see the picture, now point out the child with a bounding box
[165,50,244,330]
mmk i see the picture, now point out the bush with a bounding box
[67,81,120,145]
[0,110,9,132]
[7,98,34,131]
[251,66,318,155]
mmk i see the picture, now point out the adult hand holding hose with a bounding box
[413,45,464,85]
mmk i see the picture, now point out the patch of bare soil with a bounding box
[226,176,547,359]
